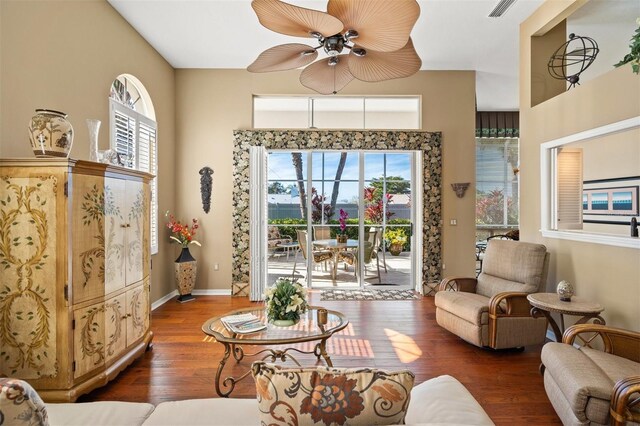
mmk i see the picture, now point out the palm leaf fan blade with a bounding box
[348,38,421,82]
[252,0,343,38]
[248,43,318,72]
[300,55,354,95]
[327,0,420,52]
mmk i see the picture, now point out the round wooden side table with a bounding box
[527,293,605,342]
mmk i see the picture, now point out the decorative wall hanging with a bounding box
[199,167,214,214]
[451,183,470,198]
[548,33,599,89]
[247,0,422,94]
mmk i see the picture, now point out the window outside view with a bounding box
[267,151,413,288]
[475,138,519,274]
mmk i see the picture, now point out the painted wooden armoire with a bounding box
[0,158,153,401]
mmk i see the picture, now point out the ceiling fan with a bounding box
[247,0,422,95]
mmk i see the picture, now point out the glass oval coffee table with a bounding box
[202,306,348,397]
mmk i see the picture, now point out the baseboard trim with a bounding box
[192,289,232,296]
[152,290,178,311]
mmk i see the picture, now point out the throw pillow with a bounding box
[252,362,415,426]
[0,377,49,426]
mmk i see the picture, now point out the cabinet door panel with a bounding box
[126,281,149,346]
[104,178,126,294]
[104,293,127,363]
[72,174,107,303]
[124,180,145,286]
[73,302,105,379]
[0,173,59,379]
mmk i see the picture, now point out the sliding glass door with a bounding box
[266,150,419,289]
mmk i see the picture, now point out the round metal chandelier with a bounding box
[548,33,599,89]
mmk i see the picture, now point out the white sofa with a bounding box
[32,375,495,425]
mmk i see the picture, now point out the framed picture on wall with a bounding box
[583,176,640,225]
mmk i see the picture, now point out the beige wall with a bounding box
[520,0,640,330]
[175,70,477,291]
[0,0,177,303]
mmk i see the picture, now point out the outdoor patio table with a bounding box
[313,239,359,278]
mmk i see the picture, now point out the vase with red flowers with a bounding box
[166,211,201,303]
[337,209,348,243]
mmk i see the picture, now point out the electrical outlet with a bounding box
[214,263,219,271]
[450,219,457,225]
[442,263,446,270]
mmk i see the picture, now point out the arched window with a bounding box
[109,74,158,254]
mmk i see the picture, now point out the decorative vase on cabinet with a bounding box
[28,109,74,158]
[175,247,197,303]
[86,119,101,162]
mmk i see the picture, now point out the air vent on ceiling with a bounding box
[489,0,517,17]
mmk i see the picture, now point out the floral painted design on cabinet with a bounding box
[104,182,125,289]
[78,184,108,287]
[0,175,58,378]
[125,184,145,284]
[126,282,149,345]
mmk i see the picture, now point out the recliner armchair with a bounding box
[435,239,549,349]
[541,324,640,426]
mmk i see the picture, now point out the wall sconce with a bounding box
[451,183,470,198]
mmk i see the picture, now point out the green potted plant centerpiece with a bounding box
[385,228,408,256]
[264,278,308,326]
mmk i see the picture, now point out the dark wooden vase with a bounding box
[175,246,197,302]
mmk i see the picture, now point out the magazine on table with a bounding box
[221,313,266,334]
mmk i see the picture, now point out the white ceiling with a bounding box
[108,0,547,110]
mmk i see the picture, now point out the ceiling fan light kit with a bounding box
[248,0,422,94]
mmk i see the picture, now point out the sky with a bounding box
[267,152,412,202]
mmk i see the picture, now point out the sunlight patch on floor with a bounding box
[384,328,422,363]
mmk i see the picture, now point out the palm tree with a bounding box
[329,152,347,217]
[291,152,307,219]
[291,151,348,222]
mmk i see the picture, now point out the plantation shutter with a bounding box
[555,148,583,230]
[110,99,159,254]
[138,116,158,254]
[111,100,136,164]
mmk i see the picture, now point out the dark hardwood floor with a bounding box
[81,293,562,425]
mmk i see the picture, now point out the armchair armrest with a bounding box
[488,292,543,349]
[488,292,533,318]
[562,324,640,362]
[438,277,477,293]
[610,375,640,426]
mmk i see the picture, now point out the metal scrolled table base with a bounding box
[215,338,332,397]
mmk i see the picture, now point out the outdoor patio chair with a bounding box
[313,225,331,241]
[296,230,334,273]
[267,226,292,257]
[337,227,383,283]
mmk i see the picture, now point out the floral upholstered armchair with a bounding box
[267,226,292,255]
